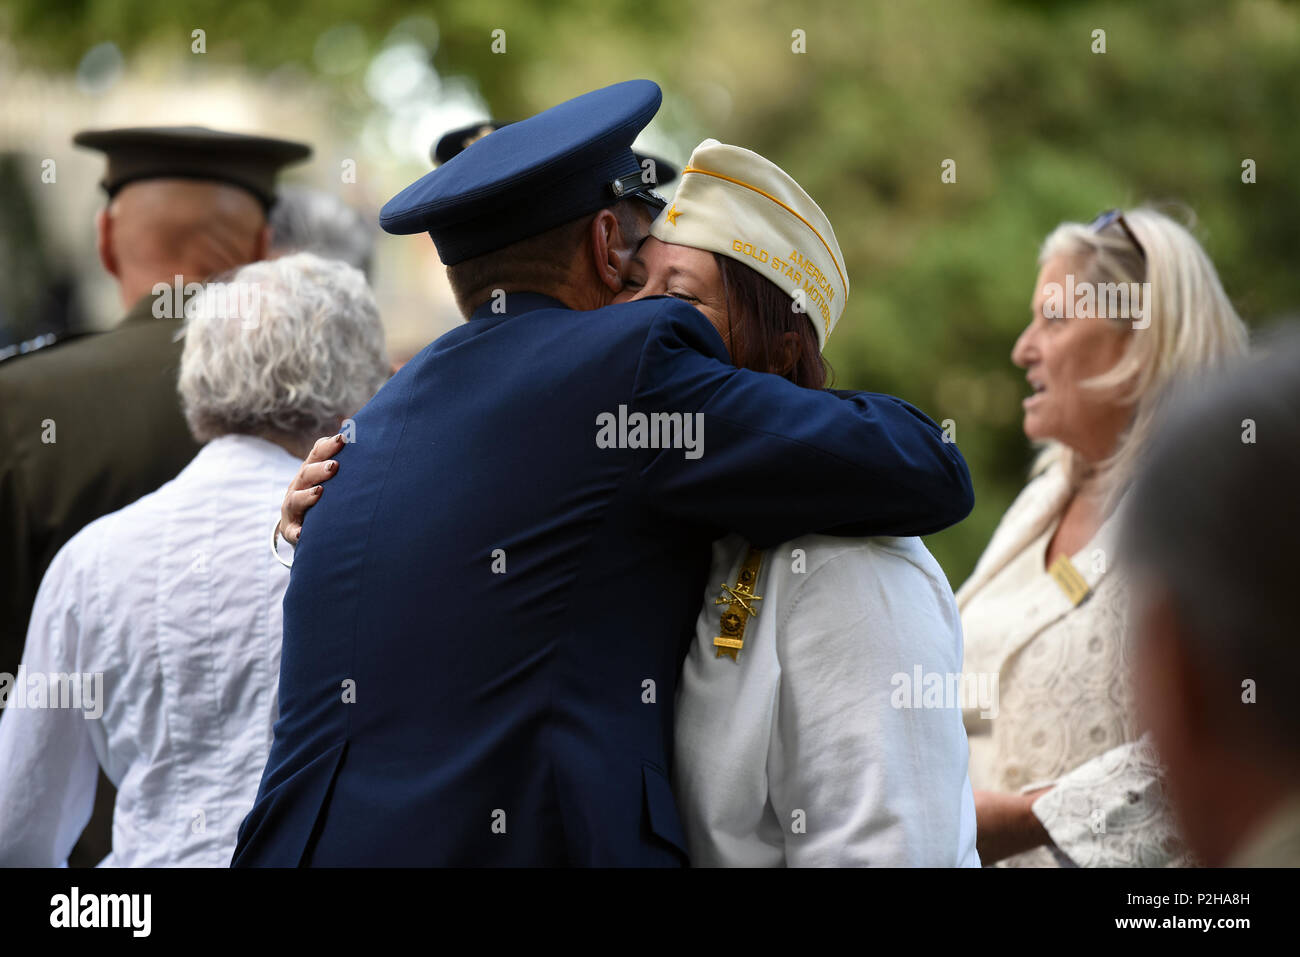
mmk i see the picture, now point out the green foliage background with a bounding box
[6,0,1298,585]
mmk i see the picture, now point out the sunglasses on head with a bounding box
[1089,208,1146,262]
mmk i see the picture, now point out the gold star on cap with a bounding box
[664,204,681,226]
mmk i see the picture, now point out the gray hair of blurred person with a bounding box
[268,185,375,278]
[1121,326,1300,760]
[179,252,390,447]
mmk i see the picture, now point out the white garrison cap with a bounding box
[649,138,849,349]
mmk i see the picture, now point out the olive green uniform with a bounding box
[0,295,200,665]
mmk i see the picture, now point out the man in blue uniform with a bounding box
[234,80,973,867]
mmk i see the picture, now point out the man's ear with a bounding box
[95,207,119,279]
[588,208,629,294]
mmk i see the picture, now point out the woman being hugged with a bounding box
[621,140,979,866]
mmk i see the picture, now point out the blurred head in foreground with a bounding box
[1125,328,1300,866]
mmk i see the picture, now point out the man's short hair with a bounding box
[445,199,650,316]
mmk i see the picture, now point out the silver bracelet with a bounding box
[271,517,295,569]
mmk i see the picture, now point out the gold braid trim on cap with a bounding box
[678,165,848,309]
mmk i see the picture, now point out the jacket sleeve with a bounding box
[1028,734,1196,867]
[631,301,974,546]
[0,547,100,866]
[764,546,978,865]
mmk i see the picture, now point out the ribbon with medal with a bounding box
[712,545,765,661]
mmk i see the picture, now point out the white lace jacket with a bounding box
[956,462,1193,867]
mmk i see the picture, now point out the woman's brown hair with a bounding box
[714,253,830,391]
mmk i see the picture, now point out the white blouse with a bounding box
[673,532,980,867]
[0,435,298,867]
[957,462,1192,867]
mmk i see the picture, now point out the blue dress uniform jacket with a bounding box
[233,292,973,867]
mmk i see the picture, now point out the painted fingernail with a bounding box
[312,485,323,494]
[326,461,337,473]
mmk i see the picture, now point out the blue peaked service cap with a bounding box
[379,79,666,265]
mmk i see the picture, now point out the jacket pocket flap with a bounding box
[232,740,348,867]
[642,761,689,857]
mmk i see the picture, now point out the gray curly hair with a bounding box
[179,252,390,444]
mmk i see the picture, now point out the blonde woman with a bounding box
[960,208,1249,866]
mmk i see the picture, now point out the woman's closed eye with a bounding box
[668,289,700,303]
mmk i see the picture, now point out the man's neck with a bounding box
[466,281,608,318]
[119,273,201,317]
[549,278,611,312]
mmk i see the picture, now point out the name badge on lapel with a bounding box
[1047,554,1092,606]
[713,546,765,661]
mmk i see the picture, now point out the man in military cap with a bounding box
[0,127,310,658]
[234,80,972,867]
[432,119,679,190]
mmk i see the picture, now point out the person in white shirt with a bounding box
[673,532,978,866]
[0,252,390,866]
[273,143,979,867]
[619,140,978,866]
